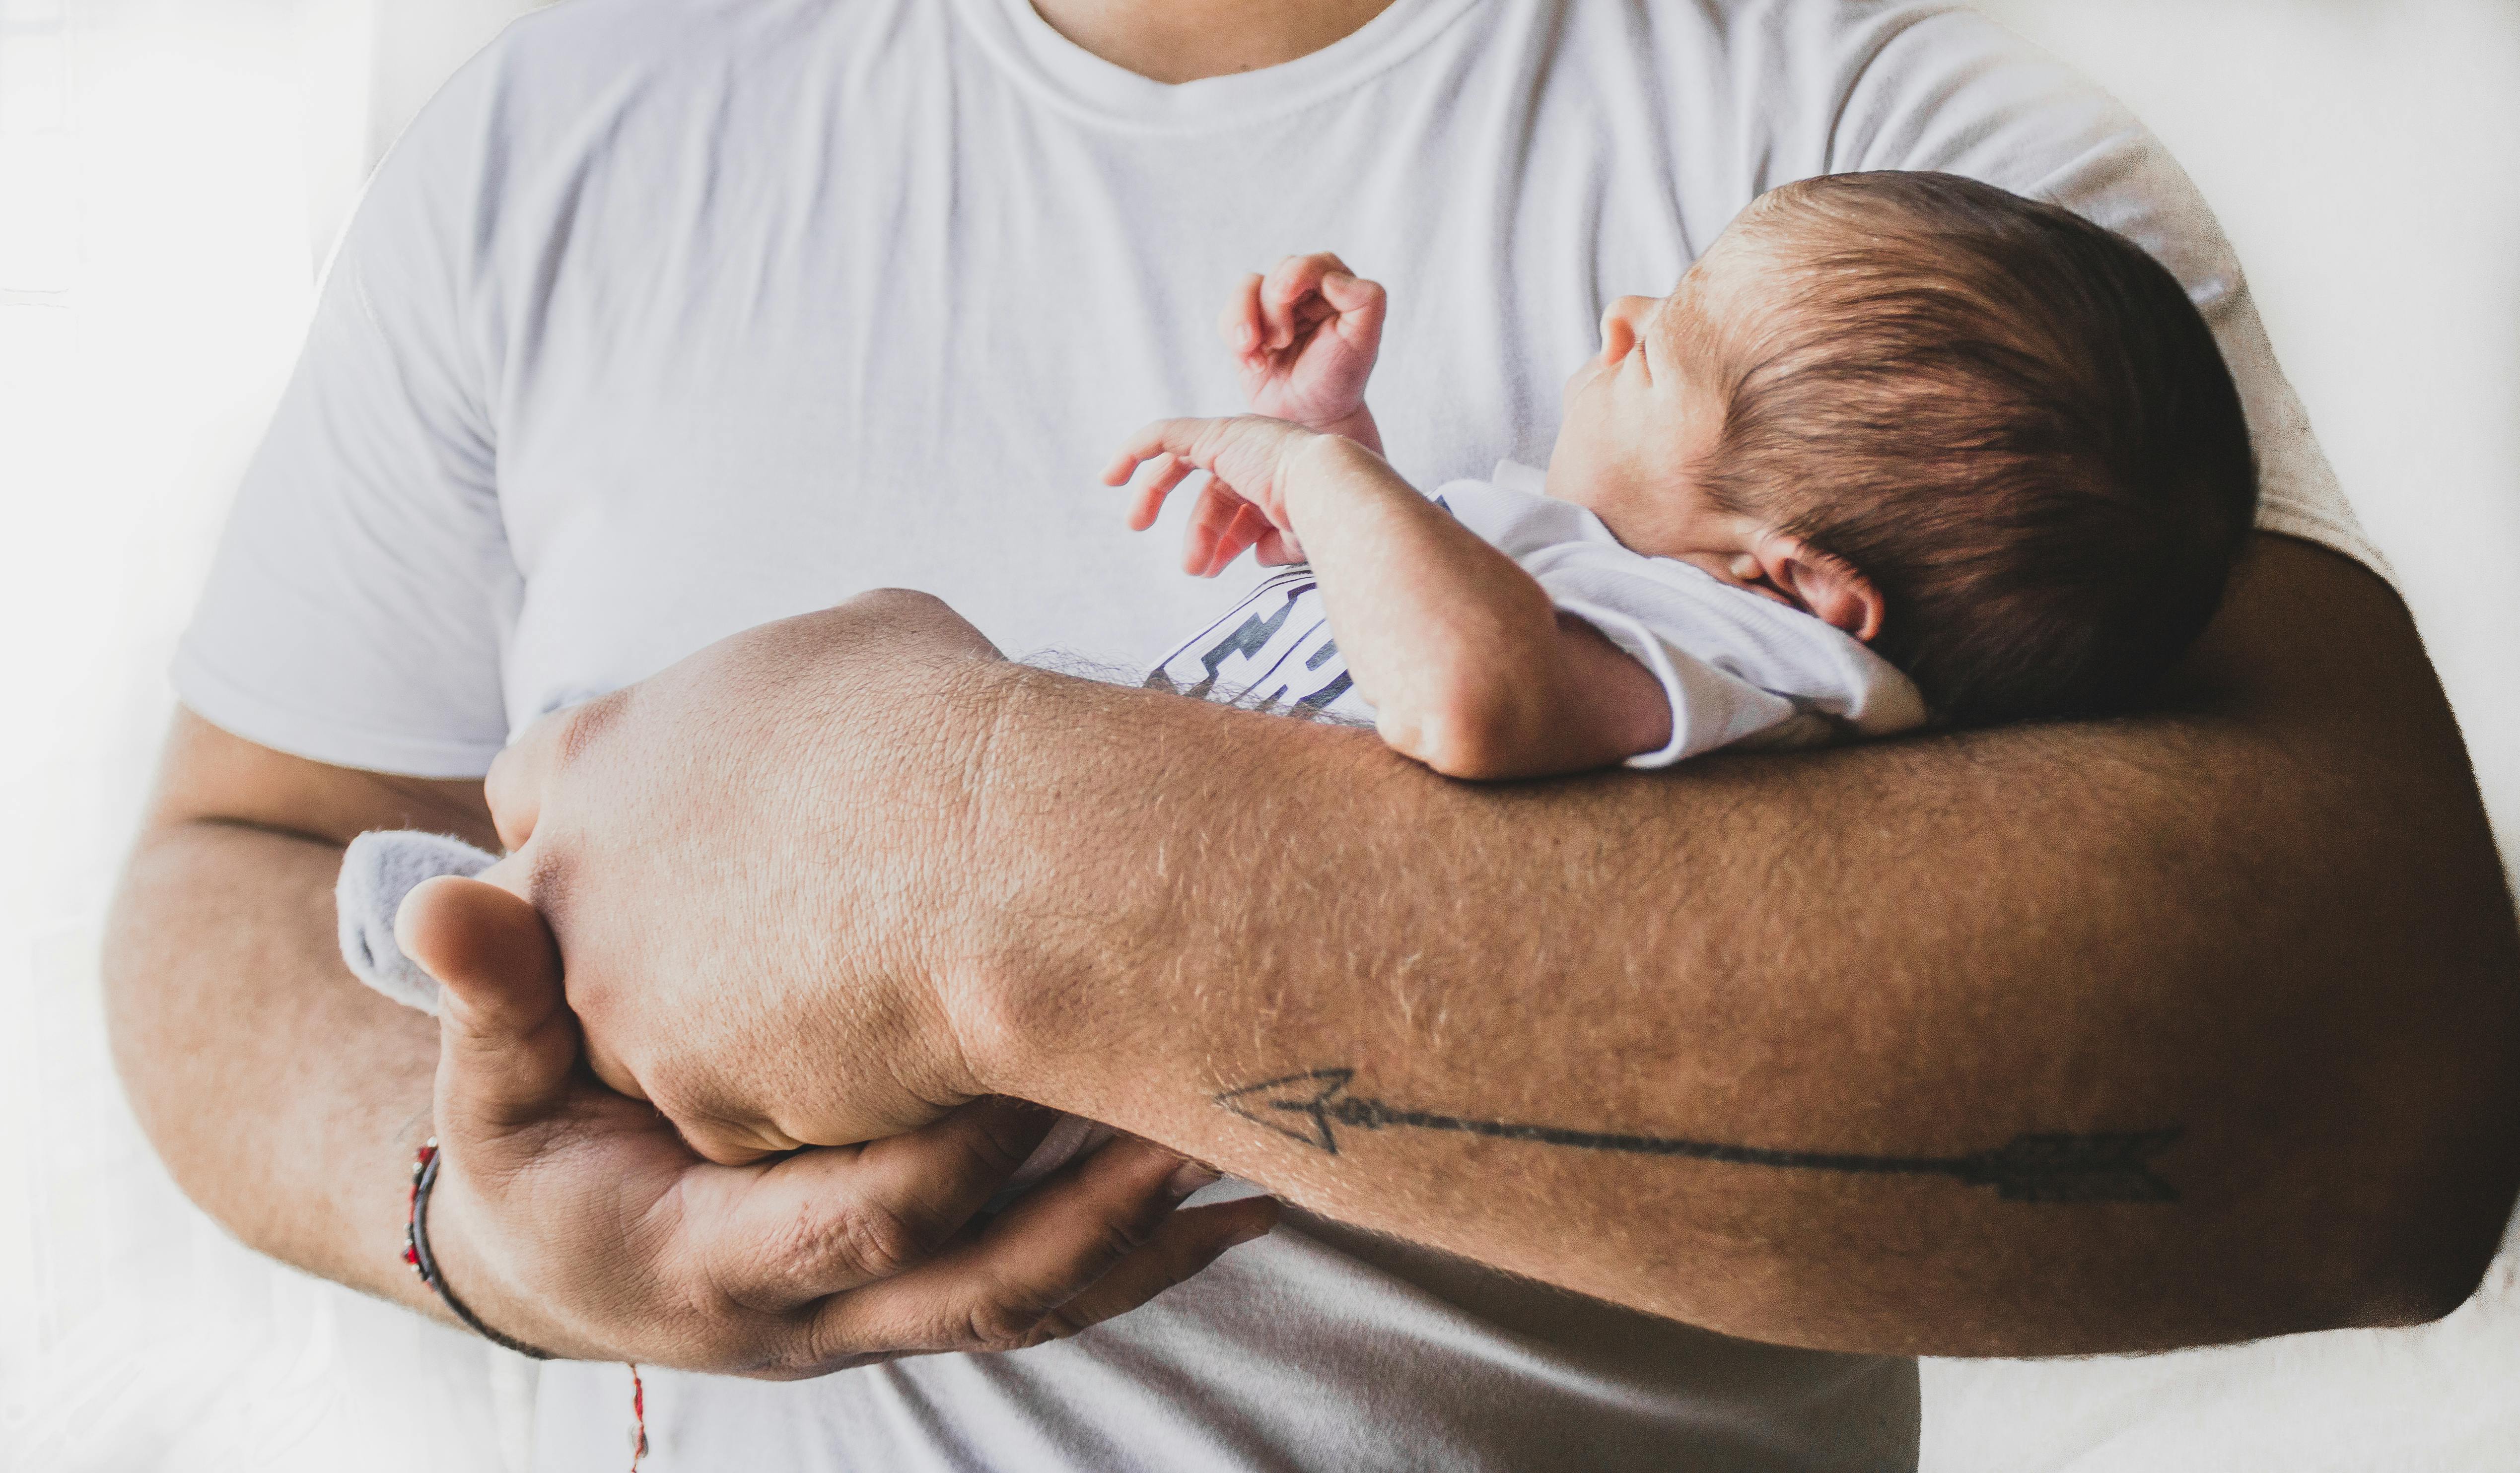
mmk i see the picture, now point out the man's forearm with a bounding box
[103,716,494,1320]
[106,820,445,1312]
[957,536,2520,1355]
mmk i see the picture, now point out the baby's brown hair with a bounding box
[1690,172,2258,724]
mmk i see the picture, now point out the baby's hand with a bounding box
[1223,253,1385,450]
[1104,415,1326,577]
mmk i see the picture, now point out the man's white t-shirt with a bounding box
[1147,463,1929,762]
[175,0,2389,1468]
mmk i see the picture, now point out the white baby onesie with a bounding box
[1145,461,1930,757]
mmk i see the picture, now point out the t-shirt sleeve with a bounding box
[1818,4,2393,588]
[172,47,519,777]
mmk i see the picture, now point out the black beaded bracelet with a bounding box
[404,1139,557,1361]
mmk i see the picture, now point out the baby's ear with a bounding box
[1753,532,1884,643]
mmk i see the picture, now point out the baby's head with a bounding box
[1548,171,2258,724]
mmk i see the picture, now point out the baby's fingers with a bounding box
[1250,524,1304,567]
[1102,418,1211,493]
[1203,503,1277,579]
[1318,269,1386,345]
[1219,273,1266,355]
[1260,252,1354,348]
[1184,479,1252,577]
[1125,455,1196,532]
[1105,417,1215,475]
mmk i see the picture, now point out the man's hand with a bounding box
[393,869,1272,1372]
[1106,414,1337,576]
[1222,252,1386,453]
[479,590,1040,1160]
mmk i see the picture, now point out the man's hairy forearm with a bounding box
[103,715,492,1318]
[957,536,2520,1355]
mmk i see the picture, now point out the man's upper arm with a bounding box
[145,708,498,849]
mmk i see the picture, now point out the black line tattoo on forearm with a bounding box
[1216,1068,2181,1203]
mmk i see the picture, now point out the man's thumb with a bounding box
[397,874,577,1132]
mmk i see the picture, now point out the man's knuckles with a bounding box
[916,1098,1050,1180]
[484,693,630,849]
[661,1097,794,1168]
[957,1293,1081,1354]
[754,1191,954,1290]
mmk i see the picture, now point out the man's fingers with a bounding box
[695,1098,1057,1306]
[484,691,636,855]
[806,1137,1264,1358]
[462,852,646,1105]
[400,874,578,1135]
[483,715,562,853]
[1032,1197,1279,1337]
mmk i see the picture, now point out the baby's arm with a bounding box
[1106,416,1672,779]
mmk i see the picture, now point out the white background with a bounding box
[0,1,2513,1468]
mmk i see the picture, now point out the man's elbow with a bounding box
[2293,973,2520,1335]
[2163,1108,2516,1349]
[2355,1249,2506,1333]
[2334,1130,2518,1332]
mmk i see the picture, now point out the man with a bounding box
[108,0,2520,1468]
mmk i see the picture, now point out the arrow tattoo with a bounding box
[1215,1068,2181,1204]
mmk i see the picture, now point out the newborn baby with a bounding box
[1114,170,2259,775]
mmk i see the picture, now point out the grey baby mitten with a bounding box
[335,829,500,1015]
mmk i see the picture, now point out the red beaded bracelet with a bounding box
[404,1138,557,1361]
[405,1139,652,1467]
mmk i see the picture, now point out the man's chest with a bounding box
[467,23,1738,730]
[481,235,1564,727]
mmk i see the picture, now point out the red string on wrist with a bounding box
[404,1138,659,1462]
[404,1138,557,1360]
[630,1363,649,1471]
[404,1139,652,1460]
